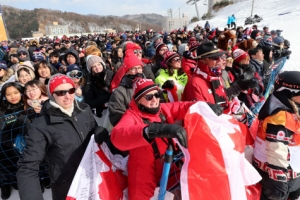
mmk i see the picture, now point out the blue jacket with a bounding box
[231,15,236,23]
[227,16,232,24]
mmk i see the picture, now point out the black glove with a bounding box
[144,123,187,148]
[91,126,109,144]
[207,103,224,116]
[236,78,258,90]
[162,80,175,90]
[241,66,255,80]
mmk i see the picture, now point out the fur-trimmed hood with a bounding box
[15,65,35,82]
[29,39,39,46]
[0,68,16,88]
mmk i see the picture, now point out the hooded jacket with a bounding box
[0,68,16,91]
[15,65,35,84]
[63,49,81,67]
[17,100,97,200]
[17,47,31,62]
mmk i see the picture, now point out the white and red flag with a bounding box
[66,135,128,200]
[180,102,261,200]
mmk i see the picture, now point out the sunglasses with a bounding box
[208,56,222,60]
[144,92,160,101]
[134,49,143,54]
[172,57,181,62]
[67,71,83,79]
[221,55,227,60]
[53,88,76,96]
[18,52,27,56]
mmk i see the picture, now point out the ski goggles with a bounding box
[53,88,76,96]
[144,92,160,101]
[67,71,83,79]
[133,49,143,54]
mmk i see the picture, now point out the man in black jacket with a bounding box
[17,74,108,200]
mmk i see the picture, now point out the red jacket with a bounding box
[110,65,125,92]
[182,62,217,104]
[111,100,194,200]
[181,57,196,80]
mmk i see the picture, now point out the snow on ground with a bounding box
[187,0,300,71]
[9,188,52,200]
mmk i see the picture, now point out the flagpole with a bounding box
[251,0,255,17]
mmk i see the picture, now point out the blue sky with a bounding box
[1,0,208,19]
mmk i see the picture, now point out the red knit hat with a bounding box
[123,52,143,73]
[188,41,200,52]
[233,49,249,63]
[49,74,75,94]
[133,78,159,101]
[154,42,167,55]
[163,51,180,63]
[126,42,142,53]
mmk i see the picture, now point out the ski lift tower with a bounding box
[186,0,200,20]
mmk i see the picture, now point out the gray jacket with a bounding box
[108,75,134,126]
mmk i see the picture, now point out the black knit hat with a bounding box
[275,71,300,97]
[133,78,159,101]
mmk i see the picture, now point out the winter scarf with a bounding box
[49,100,74,117]
[195,68,228,107]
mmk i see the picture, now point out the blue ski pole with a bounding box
[158,143,173,200]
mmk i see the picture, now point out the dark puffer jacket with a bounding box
[84,69,113,117]
[108,75,134,126]
[17,101,97,200]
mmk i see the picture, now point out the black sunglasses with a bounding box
[53,88,76,96]
[208,56,221,60]
[144,92,160,101]
[172,57,181,62]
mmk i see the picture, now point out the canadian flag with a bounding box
[179,102,262,200]
[66,136,128,200]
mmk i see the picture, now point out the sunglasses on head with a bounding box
[67,71,83,79]
[144,92,160,101]
[53,88,76,96]
[134,49,143,54]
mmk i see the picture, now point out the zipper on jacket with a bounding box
[67,116,84,142]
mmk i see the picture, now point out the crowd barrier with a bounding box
[0,109,49,186]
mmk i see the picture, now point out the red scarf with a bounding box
[195,67,229,107]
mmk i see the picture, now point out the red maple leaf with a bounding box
[96,149,125,200]
[215,85,226,99]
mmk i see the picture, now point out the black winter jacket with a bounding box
[17,101,97,200]
[84,70,113,117]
